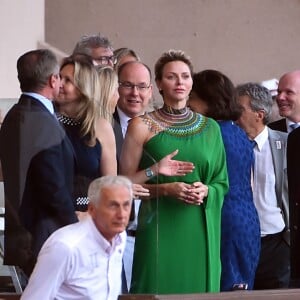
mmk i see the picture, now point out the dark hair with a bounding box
[154,49,193,81]
[17,49,59,92]
[192,70,242,121]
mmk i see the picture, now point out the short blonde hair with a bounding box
[154,49,193,81]
[113,47,140,70]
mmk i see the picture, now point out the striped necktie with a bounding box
[290,123,300,131]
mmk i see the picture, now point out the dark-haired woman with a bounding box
[189,69,260,291]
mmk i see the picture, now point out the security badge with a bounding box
[276,140,282,149]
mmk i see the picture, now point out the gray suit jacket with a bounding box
[268,128,289,244]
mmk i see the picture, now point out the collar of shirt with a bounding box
[253,126,268,151]
[117,107,132,137]
[86,215,125,255]
[22,92,54,114]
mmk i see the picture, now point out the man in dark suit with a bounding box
[114,61,153,291]
[287,126,300,286]
[237,83,289,289]
[268,70,300,133]
[0,49,77,277]
[269,70,300,287]
[114,61,153,164]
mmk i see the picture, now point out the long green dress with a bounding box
[130,107,229,294]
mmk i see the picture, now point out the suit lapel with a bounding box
[268,128,284,208]
[113,110,124,161]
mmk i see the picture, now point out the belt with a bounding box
[261,231,283,240]
[127,230,136,237]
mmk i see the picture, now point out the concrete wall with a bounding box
[0,0,45,100]
[45,0,300,104]
[2,0,300,104]
[0,0,45,207]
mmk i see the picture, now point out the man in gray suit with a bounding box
[237,83,289,289]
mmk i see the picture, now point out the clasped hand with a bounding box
[133,183,150,199]
[168,181,208,205]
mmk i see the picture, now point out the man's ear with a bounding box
[49,74,58,89]
[256,110,265,121]
[88,202,94,214]
[149,84,153,95]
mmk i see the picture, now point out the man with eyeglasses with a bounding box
[72,33,116,67]
[115,61,153,161]
[114,61,153,292]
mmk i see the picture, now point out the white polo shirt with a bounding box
[21,216,126,300]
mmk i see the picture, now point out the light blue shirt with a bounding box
[22,92,54,114]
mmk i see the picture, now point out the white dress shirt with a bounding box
[21,216,126,300]
[117,107,131,138]
[252,126,285,236]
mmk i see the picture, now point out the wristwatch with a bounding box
[145,167,154,178]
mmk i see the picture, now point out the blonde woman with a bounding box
[96,66,119,124]
[121,50,228,294]
[55,55,117,212]
[113,47,140,71]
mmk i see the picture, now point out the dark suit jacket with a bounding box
[268,118,287,132]
[113,109,135,221]
[0,95,77,273]
[113,109,124,168]
[287,126,300,278]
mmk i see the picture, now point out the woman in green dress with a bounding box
[120,50,229,294]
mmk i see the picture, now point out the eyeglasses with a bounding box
[93,56,117,66]
[119,82,151,92]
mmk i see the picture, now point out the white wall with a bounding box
[0,0,44,100]
[0,0,44,206]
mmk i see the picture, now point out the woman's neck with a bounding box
[163,98,187,111]
[161,103,188,115]
[58,104,78,119]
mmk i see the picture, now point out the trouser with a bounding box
[254,231,290,289]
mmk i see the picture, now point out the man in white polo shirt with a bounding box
[21,175,133,300]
